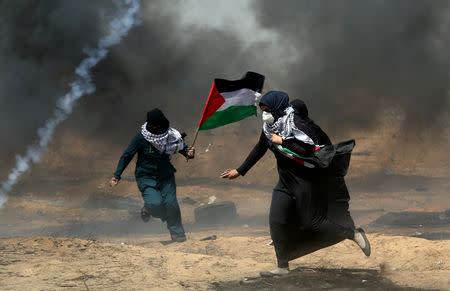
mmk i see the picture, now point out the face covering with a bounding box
[259,91,290,123]
[147,125,167,135]
[262,111,274,124]
[146,108,169,134]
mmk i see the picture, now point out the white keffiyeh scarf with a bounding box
[263,106,315,145]
[141,123,185,154]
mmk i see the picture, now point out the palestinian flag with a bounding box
[197,72,265,131]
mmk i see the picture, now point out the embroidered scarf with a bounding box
[263,106,315,146]
[141,122,185,154]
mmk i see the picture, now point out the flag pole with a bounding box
[191,128,200,148]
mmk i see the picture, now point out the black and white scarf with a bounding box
[263,106,315,146]
[141,122,185,154]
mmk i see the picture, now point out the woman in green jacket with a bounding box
[110,109,194,242]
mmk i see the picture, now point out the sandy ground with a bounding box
[1,231,449,290]
[1,124,450,290]
[1,174,449,290]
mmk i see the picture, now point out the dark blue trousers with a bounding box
[137,175,185,236]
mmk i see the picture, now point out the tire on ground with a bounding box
[194,201,238,225]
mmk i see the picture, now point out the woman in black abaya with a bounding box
[221,91,370,276]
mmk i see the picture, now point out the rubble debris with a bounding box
[411,232,450,240]
[208,196,217,204]
[243,275,261,282]
[371,209,450,227]
[218,267,418,290]
[415,186,428,192]
[200,235,217,241]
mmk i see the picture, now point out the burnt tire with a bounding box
[194,201,238,225]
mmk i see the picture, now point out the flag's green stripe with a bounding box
[275,144,301,158]
[198,105,256,130]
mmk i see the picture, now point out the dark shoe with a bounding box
[260,267,289,277]
[353,227,371,257]
[141,206,151,223]
[170,233,187,242]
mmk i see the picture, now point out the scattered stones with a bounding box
[200,235,217,241]
[370,210,450,227]
[208,196,217,205]
[415,186,428,192]
[218,267,418,290]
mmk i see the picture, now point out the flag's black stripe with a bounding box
[215,71,265,93]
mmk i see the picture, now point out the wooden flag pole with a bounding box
[190,128,200,148]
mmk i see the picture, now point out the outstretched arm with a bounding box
[221,131,269,179]
[111,133,140,184]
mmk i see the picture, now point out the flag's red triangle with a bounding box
[197,81,225,129]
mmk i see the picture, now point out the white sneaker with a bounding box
[353,228,371,257]
[260,267,289,277]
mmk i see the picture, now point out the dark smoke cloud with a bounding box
[0,0,111,164]
[251,0,450,136]
[1,0,449,181]
[0,0,273,178]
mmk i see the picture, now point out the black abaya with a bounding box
[237,126,357,267]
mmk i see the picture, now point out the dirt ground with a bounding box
[1,174,450,290]
[1,230,449,290]
[1,125,450,290]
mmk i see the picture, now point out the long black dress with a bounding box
[237,114,356,268]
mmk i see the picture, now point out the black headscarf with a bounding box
[290,99,309,119]
[146,108,169,134]
[259,91,290,120]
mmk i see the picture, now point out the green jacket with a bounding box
[114,132,189,183]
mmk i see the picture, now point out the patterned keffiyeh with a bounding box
[263,106,315,146]
[141,123,185,154]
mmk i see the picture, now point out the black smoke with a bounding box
[251,0,450,136]
[1,0,449,181]
[0,1,271,177]
[0,0,110,165]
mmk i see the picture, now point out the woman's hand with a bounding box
[187,146,195,159]
[110,177,119,187]
[220,169,240,179]
[270,134,283,145]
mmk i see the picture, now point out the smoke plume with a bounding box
[0,0,449,201]
[0,0,141,207]
[251,0,450,136]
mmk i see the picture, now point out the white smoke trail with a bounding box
[0,0,141,208]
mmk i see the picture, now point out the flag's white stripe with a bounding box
[217,88,260,111]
